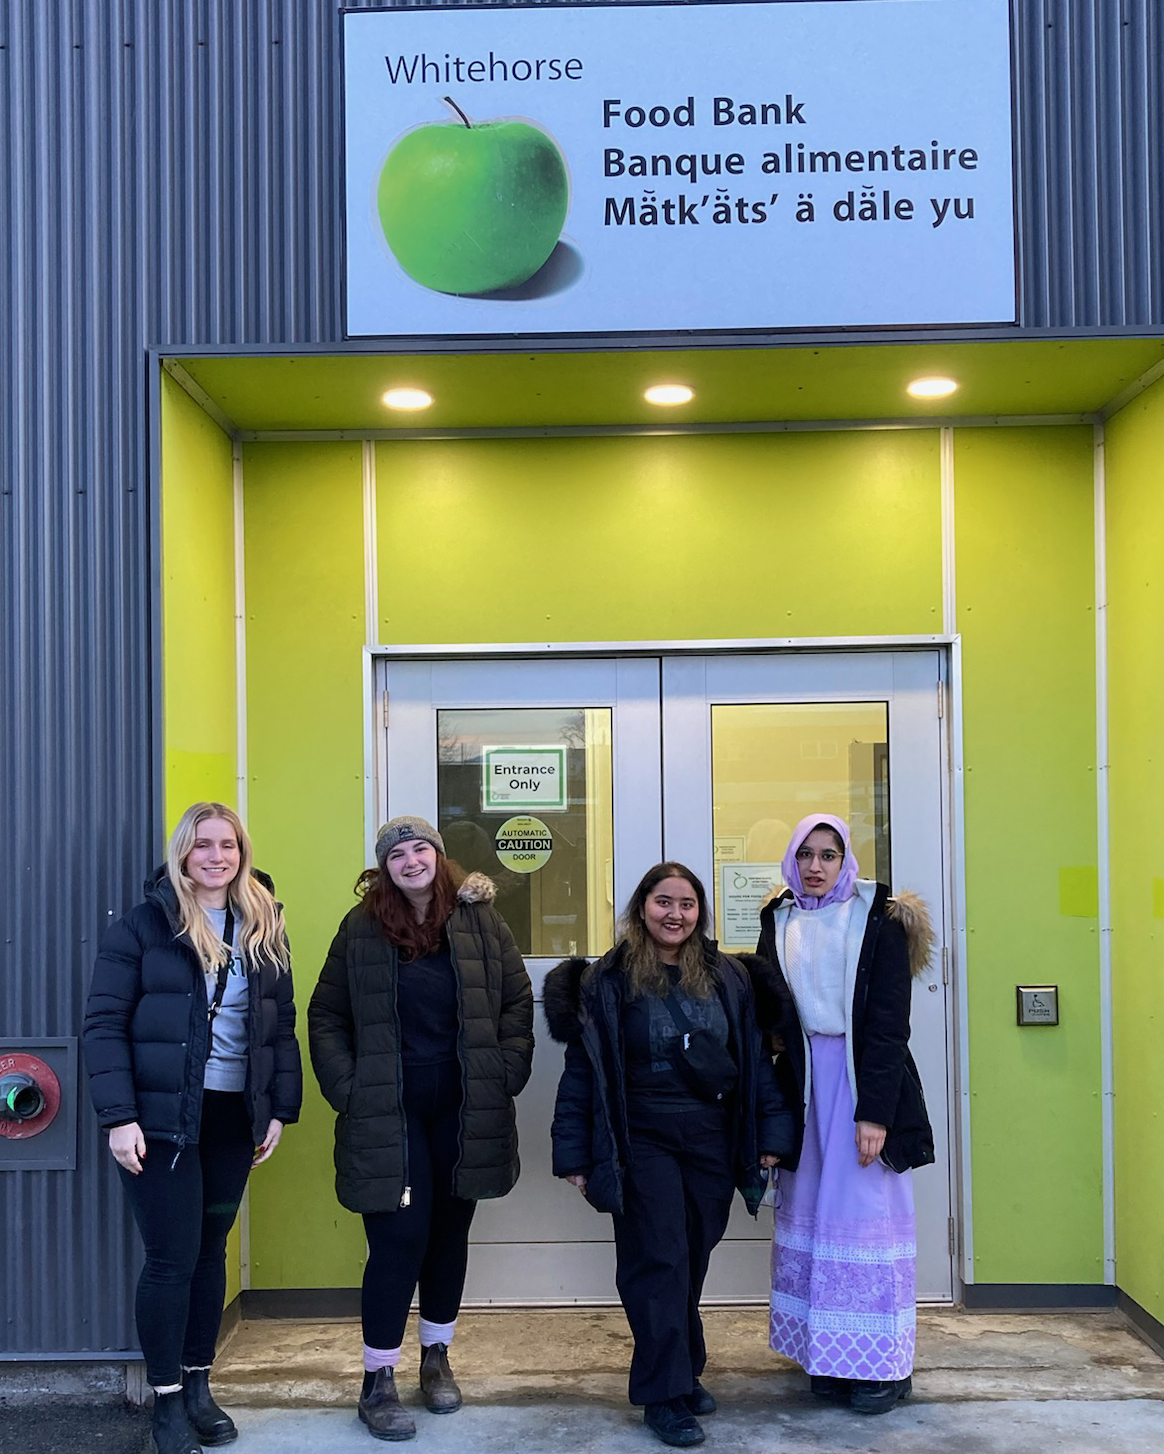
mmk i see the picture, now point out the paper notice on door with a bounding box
[719,864,783,947]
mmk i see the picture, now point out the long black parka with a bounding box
[307,872,534,1214]
[544,941,794,1217]
[755,881,935,1174]
[83,866,303,1147]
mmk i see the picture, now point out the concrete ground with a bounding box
[203,1306,1164,1452]
[4,1308,1164,1453]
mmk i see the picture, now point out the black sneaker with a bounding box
[850,1375,913,1415]
[643,1397,705,1447]
[683,1381,717,1416]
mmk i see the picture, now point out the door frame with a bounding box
[365,633,971,1302]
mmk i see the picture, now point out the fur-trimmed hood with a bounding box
[888,889,936,978]
[542,944,795,1043]
[761,882,935,978]
[543,956,592,1044]
[456,871,496,906]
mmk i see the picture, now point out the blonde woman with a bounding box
[84,803,302,1454]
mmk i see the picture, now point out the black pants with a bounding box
[613,1102,736,1406]
[361,1060,477,1351]
[118,1090,254,1387]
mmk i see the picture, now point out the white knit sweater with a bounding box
[784,898,853,1036]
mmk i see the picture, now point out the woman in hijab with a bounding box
[756,815,935,1416]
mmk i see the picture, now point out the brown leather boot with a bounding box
[357,1368,417,1441]
[419,1342,462,1414]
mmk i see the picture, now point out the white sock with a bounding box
[363,1343,401,1372]
[152,1383,183,1396]
[418,1317,457,1348]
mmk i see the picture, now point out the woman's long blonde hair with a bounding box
[166,802,289,973]
[618,861,715,1000]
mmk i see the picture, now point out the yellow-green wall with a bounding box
[375,432,942,640]
[1106,378,1164,1325]
[955,428,1103,1282]
[159,371,244,1307]
[162,399,1110,1298]
[161,372,237,819]
[241,443,368,1288]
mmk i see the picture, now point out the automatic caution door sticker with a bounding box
[494,815,553,874]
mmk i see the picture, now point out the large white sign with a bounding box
[343,0,1015,338]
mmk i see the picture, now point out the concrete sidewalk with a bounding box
[219,1399,1164,1454]
[197,1307,1164,1453]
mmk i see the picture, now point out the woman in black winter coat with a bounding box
[545,861,793,1450]
[308,815,534,1443]
[83,802,302,1454]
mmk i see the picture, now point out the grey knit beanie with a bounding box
[375,815,445,868]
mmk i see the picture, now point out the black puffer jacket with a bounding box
[307,873,534,1214]
[83,867,303,1146]
[544,941,794,1217]
[755,882,936,1174]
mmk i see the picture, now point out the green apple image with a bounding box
[377,97,570,296]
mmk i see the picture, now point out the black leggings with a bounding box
[118,1090,254,1387]
[361,1060,477,1351]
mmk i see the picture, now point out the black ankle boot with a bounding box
[810,1374,852,1404]
[181,1367,238,1445]
[151,1390,201,1454]
[850,1374,912,1415]
[419,1342,462,1413]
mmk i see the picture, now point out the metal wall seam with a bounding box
[1093,422,1116,1285]
[2,0,1164,1356]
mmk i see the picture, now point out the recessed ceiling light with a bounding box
[644,383,694,406]
[906,376,958,399]
[381,388,433,410]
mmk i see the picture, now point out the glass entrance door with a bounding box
[663,652,950,1300]
[377,650,951,1303]
[380,657,662,1301]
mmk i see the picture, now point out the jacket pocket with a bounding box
[880,1050,935,1173]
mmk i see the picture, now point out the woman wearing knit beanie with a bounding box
[308,816,534,1441]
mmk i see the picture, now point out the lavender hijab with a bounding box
[781,813,860,911]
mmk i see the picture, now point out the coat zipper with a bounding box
[390,946,410,1207]
[447,928,468,1187]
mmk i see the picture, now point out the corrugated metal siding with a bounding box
[1,0,1161,1357]
[1013,0,1164,326]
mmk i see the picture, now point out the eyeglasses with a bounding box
[795,847,843,865]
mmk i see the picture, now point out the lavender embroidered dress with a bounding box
[768,854,916,1383]
[769,1033,916,1380]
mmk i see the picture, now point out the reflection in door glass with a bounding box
[436,708,614,957]
[710,702,889,951]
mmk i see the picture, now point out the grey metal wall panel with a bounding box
[1,0,1161,1356]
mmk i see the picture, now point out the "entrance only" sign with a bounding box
[483,746,567,812]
